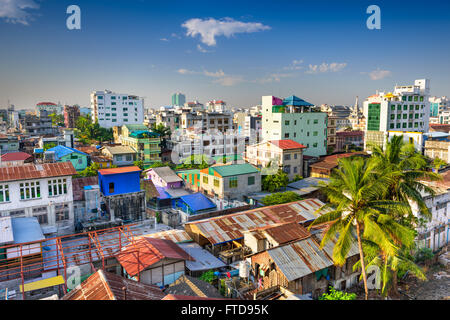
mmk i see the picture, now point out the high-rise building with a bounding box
[90,90,144,128]
[429,96,449,119]
[261,95,328,157]
[171,93,186,107]
[63,105,80,128]
[363,79,431,151]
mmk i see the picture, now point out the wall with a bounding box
[99,171,141,196]
[60,153,88,172]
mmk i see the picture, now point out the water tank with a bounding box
[239,260,250,278]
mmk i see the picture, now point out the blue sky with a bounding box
[0,0,449,109]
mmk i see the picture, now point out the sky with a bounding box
[0,0,449,110]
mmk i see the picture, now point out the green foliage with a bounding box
[199,270,217,284]
[155,211,162,223]
[319,287,356,300]
[43,142,57,151]
[74,115,113,144]
[133,160,144,170]
[432,157,447,172]
[149,161,174,169]
[75,162,101,178]
[49,113,64,126]
[261,191,302,206]
[414,247,434,263]
[262,170,289,192]
[176,155,210,170]
[291,174,303,182]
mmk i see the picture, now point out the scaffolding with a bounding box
[0,224,140,300]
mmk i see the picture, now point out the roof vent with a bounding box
[35,164,43,171]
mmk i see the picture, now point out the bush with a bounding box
[199,270,217,284]
[414,247,434,263]
[261,191,302,206]
[319,286,356,300]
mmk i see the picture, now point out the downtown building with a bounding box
[363,79,431,152]
[171,92,186,107]
[90,90,145,128]
[261,95,328,157]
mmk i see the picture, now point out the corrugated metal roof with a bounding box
[147,166,183,183]
[179,242,226,271]
[267,237,334,281]
[262,222,311,244]
[72,176,98,201]
[0,217,14,245]
[0,152,32,161]
[0,162,77,182]
[62,270,165,300]
[46,145,87,160]
[209,163,259,177]
[134,229,192,243]
[186,199,328,245]
[116,238,194,277]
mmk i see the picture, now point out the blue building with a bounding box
[97,166,145,222]
[172,193,217,215]
[98,166,141,196]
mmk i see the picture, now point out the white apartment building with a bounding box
[90,90,145,128]
[206,100,227,113]
[0,162,77,236]
[363,79,431,151]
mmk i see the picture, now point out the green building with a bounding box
[120,124,161,168]
[46,145,89,171]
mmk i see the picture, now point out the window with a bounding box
[313,119,318,124]
[285,121,290,125]
[414,96,418,102]
[391,106,395,111]
[109,183,115,193]
[403,105,408,110]
[313,131,318,136]
[402,123,407,128]
[294,153,298,159]
[20,181,41,200]
[33,206,48,224]
[126,155,132,161]
[229,177,238,188]
[313,143,318,148]
[284,133,289,138]
[248,176,255,185]
[397,105,401,111]
[55,204,69,222]
[214,178,220,187]
[203,176,209,184]
[408,96,412,101]
[9,209,25,217]
[48,179,68,197]
[283,165,290,173]
[0,185,9,202]
[396,123,401,129]
[116,155,122,161]
[390,114,395,120]
[390,123,394,129]
[284,154,291,160]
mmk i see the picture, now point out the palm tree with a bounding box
[368,135,441,223]
[151,123,171,147]
[309,157,405,300]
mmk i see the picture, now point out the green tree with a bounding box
[151,123,171,149]
[261,191,302,206]
[262,170,289,192]
[308,157,406,300]
[75,162,101,178]
[43,142,57,151]
[432,157,447,172]
[133,160,144,170]
[319,286,356,300]
[74,115,113,144]
[49,113,65,126]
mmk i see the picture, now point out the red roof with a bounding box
[270,139,307,150]
[98,166,141,176]
[0,162,77,183]
[116,238,194,277]
[1,152,32,162]
[37,102,57,106]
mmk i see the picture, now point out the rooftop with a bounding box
[203,163,259,178]
[147,166,183,183]
[98,166,141,176]
[164,275,223,299]
[62,270,165,300]
[103,145,136,155]
[0,152,32,162]
[179,193,217,213]
[185,199,328,245]
[46,145,87,160]
[0,162,77,183]
[270,139,307,150]
[116,238,194,276]
[282,95,314,107]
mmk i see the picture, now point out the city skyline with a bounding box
[0,0,449,109]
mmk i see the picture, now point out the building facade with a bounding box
[91,90,145,128]
[262,95,328,157]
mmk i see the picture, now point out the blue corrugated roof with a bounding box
[11,217,45,244]
[282,95,314,107]
[46,145,87,160]
[180,193,216,212]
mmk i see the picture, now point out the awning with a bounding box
[20,275,65,292]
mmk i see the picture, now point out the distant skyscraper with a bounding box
[171,93,186,107]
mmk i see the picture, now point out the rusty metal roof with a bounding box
[267,237,334,282]
[261,222,311,244]
[62,270,165,300]
[116,238,194,277]
[134,229,192,243]
[186,199,327,245]
[0,162,77,183]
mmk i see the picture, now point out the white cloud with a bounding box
[257,73,294,84]
[283,59,304,71]
[0,0,39,25]
[182,17,270,46]
[160,38,169,42]
[197,44,213,53]
[212,76,244,86]
[177,67,243,86]
[306,62,347,74]
[367,68,392,80]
